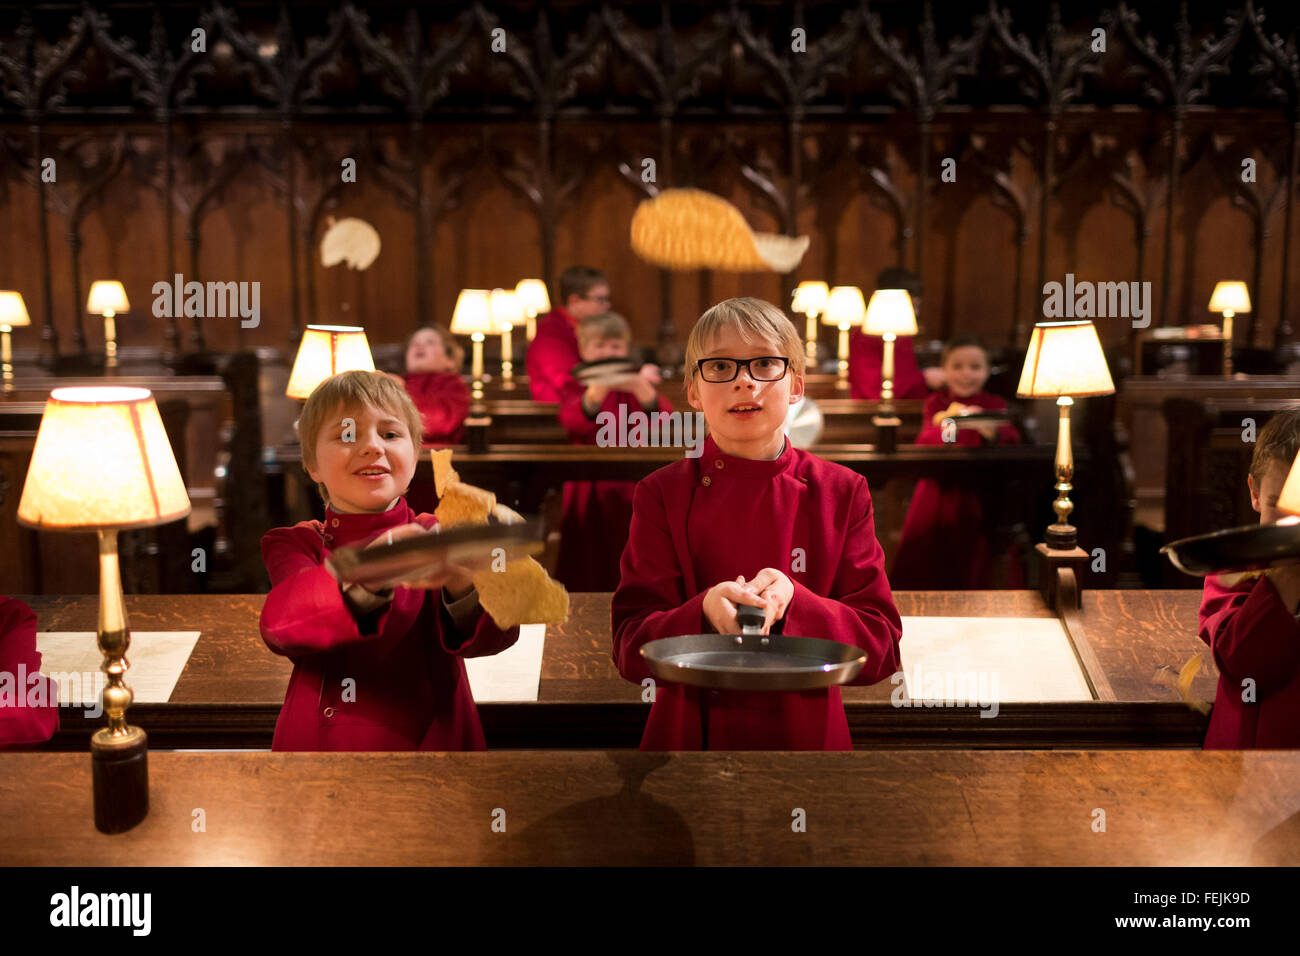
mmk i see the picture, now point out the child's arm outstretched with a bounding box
[610,479,705,683]
[259,527,397,658]
[1200,570,1300,701]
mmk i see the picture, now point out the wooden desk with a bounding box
[2,749,1295,865]
[24,590,1211,750]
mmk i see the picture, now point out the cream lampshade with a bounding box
[17,386,190,834]
[792,280,829,363]
[87,280,130,369]
[286,325,376,400]
[452,289,494,405]
[489,289,524,391]
[864,289,917,405]
[1208,281,1251,378]
[515,278,550,342]
[824,285,867,391]
[1279,449,1300,519]
[0,290,31,391]
[1017,320,1115,552]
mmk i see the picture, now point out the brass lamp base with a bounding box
[1045,521,1078,550]
[92,726,149,834]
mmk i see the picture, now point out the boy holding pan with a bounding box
[611,297,902,750]
[1198,408,1300,749]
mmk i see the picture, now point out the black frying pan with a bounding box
[1161,517,1300,576]
[640,603,867,750]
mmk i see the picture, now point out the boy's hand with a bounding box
[1272,564,1300,615]
[746,567,794,633]
[629,373,659,406]
[703,575,764,634]
[584,382,612,407]
[638,363,662,385]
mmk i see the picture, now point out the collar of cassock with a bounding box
[319,497,417,548]
[698,434,794,480]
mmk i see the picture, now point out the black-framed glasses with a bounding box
[695,356,790,383]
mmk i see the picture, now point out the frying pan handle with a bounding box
[735,603,765,633]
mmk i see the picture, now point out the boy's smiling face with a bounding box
[943,345,989,399]
[687,324,803,460]
[308,401,417,514]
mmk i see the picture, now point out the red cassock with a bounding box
[554,382,674,592]
[848,330,928,400]
[259,499,519,751]
[0,596,60,749]
[403,371,469,445]
[611,435,903,750]
[525,307,580,403]
[1198,572,1300,749]
[890,387,1022,590]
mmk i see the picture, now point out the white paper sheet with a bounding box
[900,616,1093,703]
[464,623,546,702]
[36,631,201,705]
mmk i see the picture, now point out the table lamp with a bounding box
[824,285,866,391]
[791,280,829,363]
[451,289,493,405]
[1017,320,1115,551]
[0,289,30,391]
[17,386,190,833]
[864,288,917,403]
[516,278,550,343]
[285,324,375,400]
[489,288,524,391]
[87,280,129,370]
[1208,281,1250,378]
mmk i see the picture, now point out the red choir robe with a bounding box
[848,330,928,400]
[1198,571,1300,749]
[555,381,674,592]
[403,371,470,445]
[259,498,519,751]
[525,307,581,403]
[611,435,903,750]
[890,387,1022,590]
[0,596,60,749]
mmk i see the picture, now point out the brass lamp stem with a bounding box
[525,312,537,342]
[881,333,897,403]
[2,325,13,391]
[470,332,485,405]
[103,311,118,369]
[836,322,851,390]
[805,313,818,363]
[92,528,149,833]
[1221,310,1234,378]
[500,326,514,390]
[1046,396,1077,550]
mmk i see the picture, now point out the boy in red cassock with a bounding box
[525,265,611,403]
[611,297,902,750]
[400,325,469,445]
[0,595,60,749]
[848,267,944,400]
[555,311,672,592]
[259,370,518,751]
[1198,409,1300,749]
[890,335,1022,590]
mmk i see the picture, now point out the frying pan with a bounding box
[326,517,544,590]
[1161,516,1300,576]
[571,357,641,386]
[640,603,867,749]
[951,409,1010,428]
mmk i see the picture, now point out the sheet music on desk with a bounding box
[35,631,201,705]
[464,624,546,702]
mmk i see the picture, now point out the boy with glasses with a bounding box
[611,297,902,750]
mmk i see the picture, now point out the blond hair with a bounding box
[577,311,631,346]
[684,297,805,385]
[298,370,423,506]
